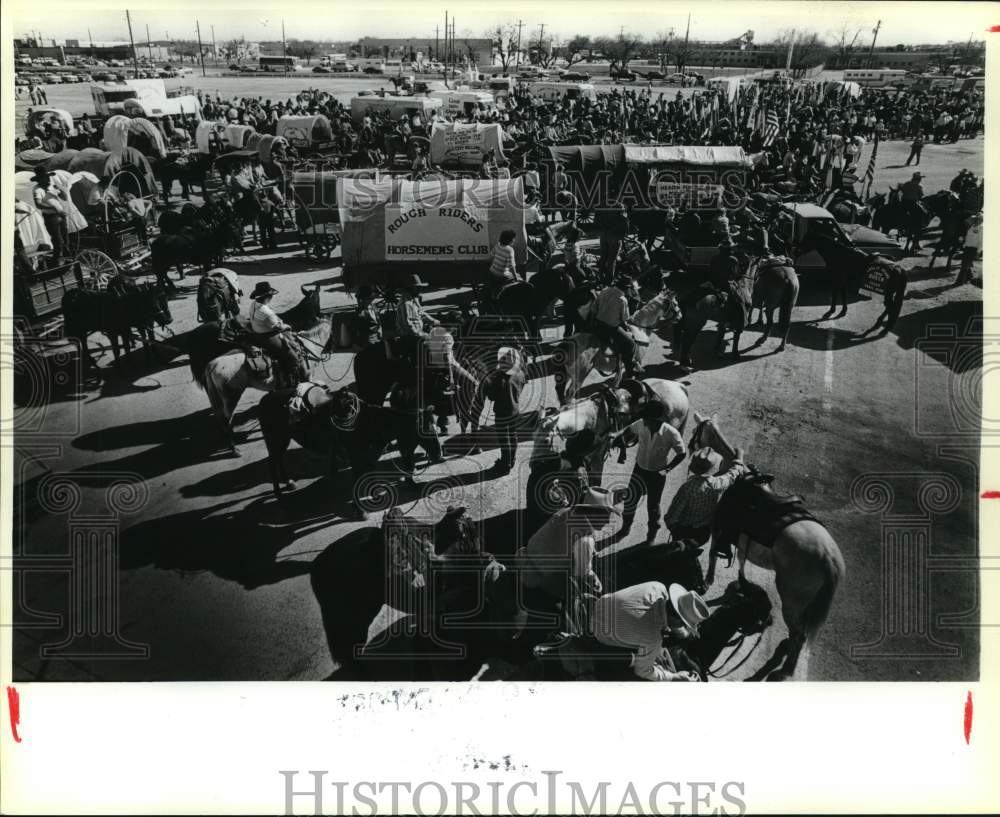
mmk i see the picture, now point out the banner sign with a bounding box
[384,204,491,261]
[653,178,724,209]
[439,127,487,164]
[860,264,890,294]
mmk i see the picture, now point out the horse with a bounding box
[868,190,930,252]
[154,152,213,203]
[672,272,753,368]
[749,256,800,353]
[61,281,173,370]
[311,506,520,680]
[555,289,681,402]
[825,189,871,226]
[150,220,240,290]
[924,191,966,270]
[688,412,845,681]
[481,267,575,339]
[196,270,240,323]
[188,285,333,452]
[805,233,871,316]
[551,378,689,485]
[258,387,440,519]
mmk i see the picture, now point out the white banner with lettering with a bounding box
[384,204,491,261]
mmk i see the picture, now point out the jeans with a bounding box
[493,414,518,469]
[905,147,922,165]
[621,465,667,539]
[593,320,637,372]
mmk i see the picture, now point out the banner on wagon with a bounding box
[384,203,491,261]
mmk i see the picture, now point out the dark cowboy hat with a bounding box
[30,166,52,183]
[250,282,278,300]
[398,273,428,292]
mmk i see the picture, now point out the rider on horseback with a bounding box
[592,272,642,377]
[486,229,520,303]
[247,282,302,388]
[896,172,926,250]
[394,275,440,366]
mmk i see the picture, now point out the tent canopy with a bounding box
[622,145,752,168]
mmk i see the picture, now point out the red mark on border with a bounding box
[964,691,973,744]
[980,491,1000,499]
[988,25,1000,32]
[6,686,21,743]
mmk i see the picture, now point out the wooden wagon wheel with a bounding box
[75,249,117,290]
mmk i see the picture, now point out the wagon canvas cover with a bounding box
[338,177,527,267]
[429,123,505,167]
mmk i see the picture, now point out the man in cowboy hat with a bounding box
[523,487,622,611]
[31,166,69,263]
[897,171,926,250]
[468,347,527,474]
[663,445,749,546]
[707,238,740,295]
[394,274,439,363]
[592,270,642,377]
[247,282,300,387]
[591,581,705,681]
[611,399,687,545]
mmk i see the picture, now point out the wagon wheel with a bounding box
[75,249,117,290]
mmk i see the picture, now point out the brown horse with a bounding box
[749,256,800,353]
[672,273,754,367]
[688,412,845,681]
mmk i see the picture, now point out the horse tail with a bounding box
[802,541,844,643]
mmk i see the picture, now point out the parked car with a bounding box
[15,75,30,86]
[666,73,689,84]
[77,73,93,82]
[93,72,115,81]
[363,66,383,74]
[610,69,637,82]
[41,73,60,83]
[159,68,178,78]
[642,70,668,81]
[559,70,591,81]
[312,65,332,73]
[239,65,258,73]
[228,63,240,71]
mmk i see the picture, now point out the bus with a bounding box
[842,69,908,88]
[258,55,299,73]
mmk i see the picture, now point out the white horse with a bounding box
[555,289,681,403]
[689,412,845,681]
[550,377,690,485]
[203,318,334,454]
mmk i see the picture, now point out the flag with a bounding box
[863,134,880,184]
[761,109,780,146]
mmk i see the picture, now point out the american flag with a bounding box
[863,134,880,184]
[761,109,780,147]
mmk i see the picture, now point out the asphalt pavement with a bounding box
[12,135,983,682]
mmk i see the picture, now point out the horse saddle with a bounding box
[716,485,818,553]
[619,378,655,415]
[243,349,272,379]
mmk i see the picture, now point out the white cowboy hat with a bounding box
[668,583,711,631]
[572,486,622,517]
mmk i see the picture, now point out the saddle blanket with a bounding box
[718,494,819,551]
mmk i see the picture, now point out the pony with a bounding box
[688,412,845,681]
[187,285,333,453]
[550,378,689,485]
[61,281,173,369]
[672,273,753,368]
[555,289,681,402]
[749,256,800,353]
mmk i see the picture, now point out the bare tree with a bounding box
[485,22,519,72]
[593,33,644,73]
[563,34,591,67]
[771,29,828,77]
[534,33,562,69]
[651,29,675,71]
[830,24,863,68]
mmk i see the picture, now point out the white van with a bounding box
[122,95,202,119]
[439,90,496,118]
[527,81,597,102]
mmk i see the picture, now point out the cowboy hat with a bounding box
[668,583,711,631]
[30,166,52,183]
[250,281,278,300]
[911,172,924,179]
[688,447,722,475]
[572,486,622,517]
[497,347,519,371]
[398,273,428,292]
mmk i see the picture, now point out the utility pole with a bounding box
[515,19,524,70]
[435,25,439,62]
[281,18,287,76]
[785,28,796,72]
[196,20,206,77]
[444,10,448,77]
[538,23,546,66]
[125,10,139,76]
[682,13,691,74]
[146,24,153,62]
[211,25,218,66]
[867,19,881,69]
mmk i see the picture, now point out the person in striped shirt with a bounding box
[487,229,518,300]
